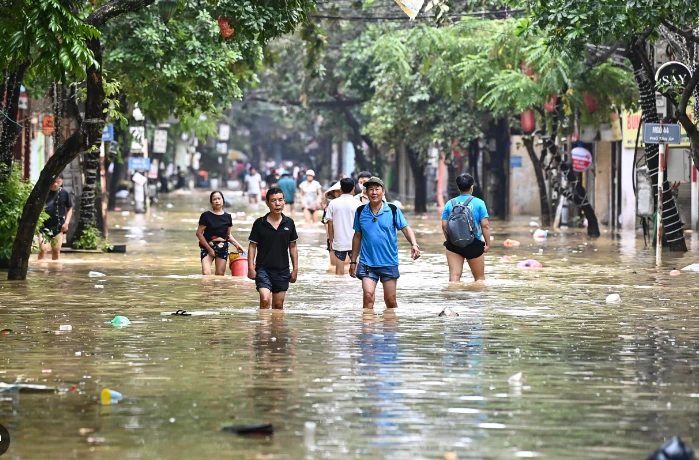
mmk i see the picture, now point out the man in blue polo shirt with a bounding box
[349,177,420,309]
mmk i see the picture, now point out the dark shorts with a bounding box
[256,267,291,293]
[356,263,400,283]
[200,241,229,260]
[444,239,485,260]
[334,250,352,262]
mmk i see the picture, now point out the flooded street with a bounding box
[2,190,699,459]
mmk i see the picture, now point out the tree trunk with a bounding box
[406,146,427,213]
[630,43,687,252]
[341,107,373,173]
[523,137,552,226]
[0,63,30,177]
[73,148,101,243]
[8,37,106,280]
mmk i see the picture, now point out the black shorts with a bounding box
[444,239,485,260]
[256,267,291,293]
[200,241,229,260]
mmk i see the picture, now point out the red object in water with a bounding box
[218,16,234,39]
[71,385,77,392]
[544,92,558,113]
[521,110,536,134]
[230,256,248,277]
[584,92,598,114]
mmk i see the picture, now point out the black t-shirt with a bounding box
[198,211,233,242]
[248,213,298,269]
[44,188,73,230]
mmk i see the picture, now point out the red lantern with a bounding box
[584,92,598,114]
[521,110,536,134]
[544,92,558,113]
[218,16,234,39]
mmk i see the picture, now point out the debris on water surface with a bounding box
[503,239,521,247]
[606,294,621,304]
[78,428,95,436]
[59,325,72,331]
[670,270,681,276]
[100,389,123,405]
[646,436,695,460]
[500,256,513,262]
[0,383,57,393]
[516,259,542,268]
[508,372,523,385]
[106,316,131,326]
[533,229,548,240]
[222,423,274,436]
[88,271,106,278]
[438,307,459,317]
[444,453,458,460]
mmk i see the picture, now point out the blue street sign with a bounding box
[643,123,681,144]
[102,124,114,142]
[128,157,151,171]
[510,155,522,168]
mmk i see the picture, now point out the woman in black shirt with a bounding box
[196,191,245,275]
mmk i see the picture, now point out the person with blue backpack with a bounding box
[349,176,421,309]
[442,173,491,282]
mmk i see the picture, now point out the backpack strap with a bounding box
[387,203,398,229]
[464,196,475,207]
[356,204,366,232]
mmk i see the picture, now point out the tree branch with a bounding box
[86,0,157,28]
[661,20,699,45]
[244,95,367,109]
[676,66,699,167]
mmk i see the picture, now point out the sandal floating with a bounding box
[222,424,274,436]
[164,311,220,317]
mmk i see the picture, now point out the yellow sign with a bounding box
[623,102,694,149]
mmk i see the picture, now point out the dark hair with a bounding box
[266,187,285,202]
[340,177,355,193]
[55,173,64,180]
[456,173,475,192]
[358,171,372,179]
[209,191,224,203]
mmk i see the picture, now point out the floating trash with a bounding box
[88,271,106,278]
[517,259,542,269]
[100,389,123,405]
[106,316,131,327]
[606,294,621,304]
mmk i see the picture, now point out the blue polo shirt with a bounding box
[441,194,489,240]
[353,203,408,267]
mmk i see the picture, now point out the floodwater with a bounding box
[2,190,699,459]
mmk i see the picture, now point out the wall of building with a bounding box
[508,135,542,218]
[593,142,612,226]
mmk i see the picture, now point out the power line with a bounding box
[311,7,525,21]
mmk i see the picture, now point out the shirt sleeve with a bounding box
[198,212,208,226]
[441,200,452,220]
[63,190,73,209]
[248,219,259,243]
[325,202,334,221]
[226,213,233,227]
[289,220,299,243]
[478,199,489,221]
[353,208,362,232]
[395,208,408,230]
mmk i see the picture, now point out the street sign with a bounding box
[655,61,692,96]
[643,123,681,144]
[571,146,593,172]
[510,155,522,168]
[152,129,168,154]
[102,124,114,142]
[128,157,151,171]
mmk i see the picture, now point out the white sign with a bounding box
[571,146,593,172]
[216,142,228,155]
[153,129,168,154]
[218,124,230,141]
[129,126,145,153]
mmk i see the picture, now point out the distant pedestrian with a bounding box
[247,187,299,309]
[196,191,245,275]
[325,178,360,276]
[355,170,372,204]
[265,168,278,189]
[244,167,262,204]
[39,174,73,260]
[299,169,322,224]
[277,170,297,214]
[322,181,343,269]
[442,173,491,282]
[349,177,420,309]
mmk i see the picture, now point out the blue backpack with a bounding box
[446,197,477,247]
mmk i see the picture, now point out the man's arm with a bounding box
[441,220,449,240]
[62,207,73,233]
[327,220,334,242]
[247,242,257,279]
[349,231,362,278]
[400,226,421,260]
[480,218,491,253]
[289,242,299,283]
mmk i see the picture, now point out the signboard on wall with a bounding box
[510,156,522,168]
[623,105,694,149]
[571,147,592,172]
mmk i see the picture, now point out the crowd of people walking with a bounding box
[197,168,491,310]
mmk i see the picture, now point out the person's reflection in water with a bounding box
[358,310,410,448]
[249,310,297,419]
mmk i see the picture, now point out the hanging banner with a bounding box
[394,0,423,19]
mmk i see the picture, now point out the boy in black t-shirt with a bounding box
[39,174,73,260]
[247,187,299,309]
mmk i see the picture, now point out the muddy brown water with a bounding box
[2,190,699,459]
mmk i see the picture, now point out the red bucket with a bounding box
[230,256,248,277]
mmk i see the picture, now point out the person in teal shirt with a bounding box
[277,171,297,215]
[441,173,491,282]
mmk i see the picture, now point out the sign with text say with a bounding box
[643,123,681,144]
